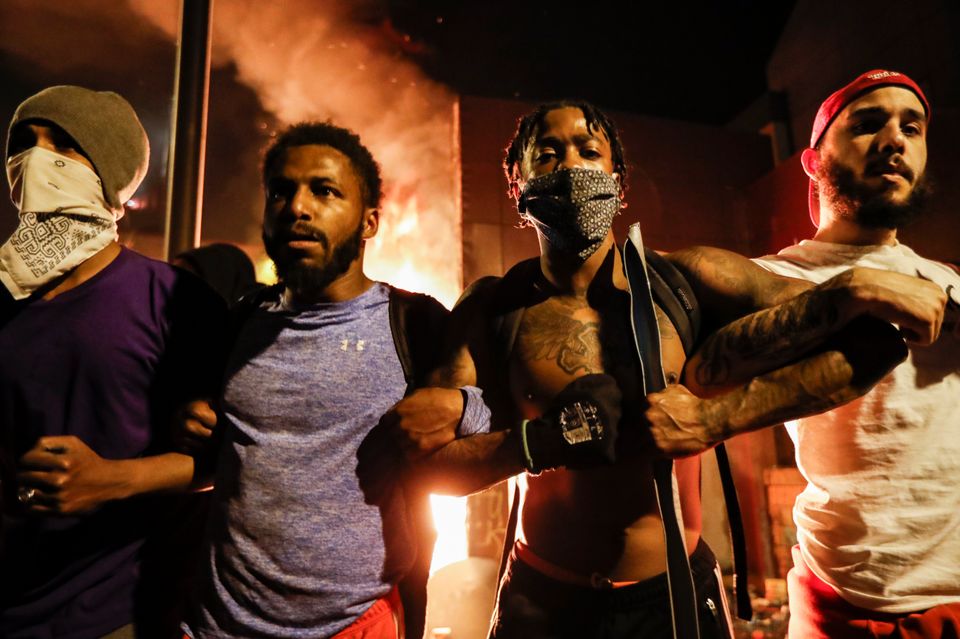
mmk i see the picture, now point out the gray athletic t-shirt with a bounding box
[190,283,413,638]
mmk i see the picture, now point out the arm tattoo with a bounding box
[673,246,767,303]
[699,351,859,442]
[670,246,810,326]
[692,287,843,389]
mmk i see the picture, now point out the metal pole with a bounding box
[163,0,213,260]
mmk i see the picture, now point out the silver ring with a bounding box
[17,486,37,505]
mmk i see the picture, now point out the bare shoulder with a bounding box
[665,246,813,325]
[452,275,498,316]
[448,275,504,343]
[427,276,500,387]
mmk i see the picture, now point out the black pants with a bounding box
[489,539,733,639]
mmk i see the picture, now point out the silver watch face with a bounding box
[559,400,603,445]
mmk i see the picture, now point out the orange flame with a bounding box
[365,187,461,308]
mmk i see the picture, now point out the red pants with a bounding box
[788,546,960,639]
[331,587,404,639]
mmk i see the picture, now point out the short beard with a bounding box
[817,156,931,230]
[264,222,364,304]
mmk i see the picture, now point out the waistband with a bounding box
[515,540,641,589]
[511,538,717,603]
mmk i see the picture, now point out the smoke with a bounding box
[0,0,175,76]
[129,0,462,306]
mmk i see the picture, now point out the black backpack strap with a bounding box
[644,248,700,356]
[488,257,545,364]
[714,442,752,620]
[226,283,280,344]
[387,286,450,639]
[388,287,448,390]
[456,258,543,384]
[643,248,751,620]
[498,481,521,585]
[217,283,281,385]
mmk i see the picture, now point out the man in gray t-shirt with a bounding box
[180,122,445,639]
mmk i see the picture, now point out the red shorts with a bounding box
[180,589,404,639]
[331,587,404,639]
[788,545,960,639]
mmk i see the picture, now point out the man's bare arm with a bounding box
[650,316,906,456]
[670,247,947,396]
[378,281,527,496]
[667,246,810,328]
[642,245,948,457]
[408,429,524,496]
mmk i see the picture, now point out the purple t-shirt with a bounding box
[0,248,225,638]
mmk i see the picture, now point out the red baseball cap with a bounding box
[806,69,930,227]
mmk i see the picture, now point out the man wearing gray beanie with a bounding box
[0,86,225,638]
[1,84,149,299]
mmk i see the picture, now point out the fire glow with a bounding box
[130,0,463,303]
[130,0,469,571]
[365,188,461,308]
[429,495,468,575]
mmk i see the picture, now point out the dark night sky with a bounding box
[386,1,797,123]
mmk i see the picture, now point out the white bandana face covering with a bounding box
[1,147,120,299]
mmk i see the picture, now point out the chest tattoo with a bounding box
[516,298,603,376]
[515,295,642,379]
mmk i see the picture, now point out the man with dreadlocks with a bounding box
[378,101,947,638]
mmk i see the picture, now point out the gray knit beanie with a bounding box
[5,85,150,210]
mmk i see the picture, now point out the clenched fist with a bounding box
[840,268,947,346]
[645,384,719,458]
[16,436,126,515]
[378,387,464,461]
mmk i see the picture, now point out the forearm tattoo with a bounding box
[693,287,843,388]
[700,352,858,439]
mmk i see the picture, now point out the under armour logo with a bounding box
[340,339,366,352]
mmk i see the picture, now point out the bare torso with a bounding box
[500,284,702,581]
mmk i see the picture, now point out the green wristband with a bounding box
[520,419,539,474]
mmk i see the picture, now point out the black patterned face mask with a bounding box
[518,167,620,260]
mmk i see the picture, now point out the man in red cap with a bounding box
[751,70,960,638]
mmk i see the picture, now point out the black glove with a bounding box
[519,373,622,474]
